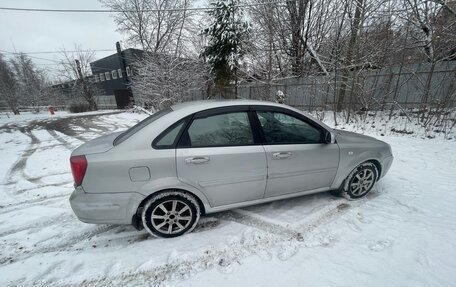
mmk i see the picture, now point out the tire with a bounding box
[340,162,378,200]
[141,191,200,238]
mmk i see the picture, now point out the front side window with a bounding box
[105,72,111,80]
[99,73,105,81]
[257,111,322,144]
[118,69,123,78]
[111,70,118,79]
[184,112,253,147]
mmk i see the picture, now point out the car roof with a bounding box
[169,99,333,132]
[171,99,286,113]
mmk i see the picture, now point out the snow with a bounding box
[0,110,455,286]
[0,109,119,127]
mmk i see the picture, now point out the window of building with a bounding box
[105,72,111,80]
[94,74,99,82]
[118,69,122,78]
[126,66,131,77]
[111,70,117,79]
[100,73,105,81]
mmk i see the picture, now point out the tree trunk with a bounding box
[337,0,364,112]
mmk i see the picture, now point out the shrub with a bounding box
[68,102,90,113]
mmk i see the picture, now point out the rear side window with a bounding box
[182,112,253,147]
[257,111,322,144]
[114,108,172,146]
[154,121,185,148]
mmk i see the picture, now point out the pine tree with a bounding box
[200,0,250,97]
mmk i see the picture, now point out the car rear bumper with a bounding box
[380,155,394,179]
[69,186,144,225]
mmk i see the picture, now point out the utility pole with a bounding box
[75,59,97,111]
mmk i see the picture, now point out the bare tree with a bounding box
[57,45,98,110]
[100,0,193,55]
[336,0,365,112]
[0,53,20,114]
[8,52,48,112]
[402,0,439,62]
[246,0,286,97]
[131,53,212,109]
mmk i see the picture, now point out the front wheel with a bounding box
[141,191,200,238]
[340,162,378,200]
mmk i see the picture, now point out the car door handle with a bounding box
[185,156,210,164]
[272,152,293,159]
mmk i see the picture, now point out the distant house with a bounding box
[49,43,144,109]
[89,43,144,109]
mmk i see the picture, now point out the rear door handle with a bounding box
[185,156,210,164]
[272,152,293,160]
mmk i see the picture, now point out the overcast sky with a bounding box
[0,0,126,78]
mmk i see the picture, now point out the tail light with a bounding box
[70,155,88,186]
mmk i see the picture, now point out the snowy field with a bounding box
[0,110,455,286]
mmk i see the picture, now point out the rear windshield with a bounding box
[113,108,172,146]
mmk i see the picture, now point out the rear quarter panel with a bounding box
[80,112,212,211]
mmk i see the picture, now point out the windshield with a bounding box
[113,108,172,146]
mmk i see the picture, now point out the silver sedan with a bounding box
[69,100,393,238]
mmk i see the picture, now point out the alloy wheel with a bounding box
[349,169,375,196]
[150,199,193,234]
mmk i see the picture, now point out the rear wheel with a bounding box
[339,162,378,200]
[141,191,200,238]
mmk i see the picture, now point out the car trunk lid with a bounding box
[71,131,122,156]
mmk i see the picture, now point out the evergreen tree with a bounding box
[200,0,250,96]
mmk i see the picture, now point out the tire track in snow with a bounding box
[216,210,302,239]
[15,181,73,195]
[0,193,69,214]
[75,217,223,250]
[2,116,90,202]
[47,130,79,150]
[0,213,73,238]
[59,196,375,287]
[3,128,43,193]
[0,225,117,266]
[72,192,386,287]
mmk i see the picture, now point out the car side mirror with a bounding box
[324,130,334,144]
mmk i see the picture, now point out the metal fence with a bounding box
[186,61,456,110]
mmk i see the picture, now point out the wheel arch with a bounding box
[367,159,382,180]
[137,188,207,216]
[332,153,383,190]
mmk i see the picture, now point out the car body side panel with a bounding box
[176,146,267,207]
[204,186,330,213]
[330,132,393,189]
[263,143,340,197]
[134,176,212,212]
[69,186,144,224]
[82,148,176,194]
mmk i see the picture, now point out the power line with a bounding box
[0,1,290,13]
[0,50,61,63]
[0,49,116,55]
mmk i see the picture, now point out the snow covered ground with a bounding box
[0,110,455,286]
